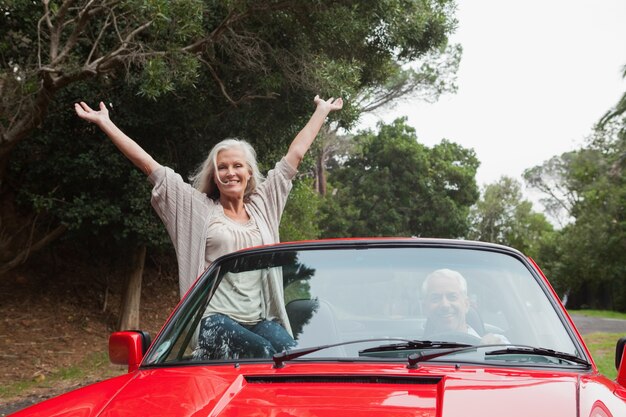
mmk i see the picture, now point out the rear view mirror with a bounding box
[616,337,626,369]
[615,337,626,387]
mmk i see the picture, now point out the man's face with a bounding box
[424,275,470,332]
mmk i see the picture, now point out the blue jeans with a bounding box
[195,313,296,360]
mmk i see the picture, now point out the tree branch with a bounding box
[198,57,237,106]
[110,8,122,42]
[37,10,50,68]
[49,0,80,62]
[88,20,154,72]
[0,224,67,276]
[182,9,239,54]
[55,0,77,24]
[52,0,100,66]
[42,0,54,30]
[85,12,113,66]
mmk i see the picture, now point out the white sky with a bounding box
[360,0,626,189]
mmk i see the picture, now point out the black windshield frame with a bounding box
[141,239,589,367]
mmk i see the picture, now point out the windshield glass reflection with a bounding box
[146,246,579,365]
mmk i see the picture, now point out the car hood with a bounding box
[13,363,622,417]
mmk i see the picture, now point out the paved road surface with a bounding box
[570,314,626,335]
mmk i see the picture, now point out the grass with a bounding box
[568,309,626,320]
[0,351,125,401]
[581,332,621,380]
[566,308,625,380]
[568,309,626,380]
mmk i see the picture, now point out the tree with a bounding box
[321,118,479,238]
[600,63,626,124]
[467,176,553,258]
[523,153,581,227]
[598,60,626,209]
[1,0,459,273]
[310,44,463,196]
[525,117,626,310]
[279,179,322,242]
[2,0,459,327]
[1,0,457,168]
[8,81,172,329]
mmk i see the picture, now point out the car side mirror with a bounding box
[615,337,626,386]
[109,331,151,373]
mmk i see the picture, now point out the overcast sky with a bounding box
[360,0,626,189]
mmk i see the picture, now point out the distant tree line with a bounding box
[524,117,626,310]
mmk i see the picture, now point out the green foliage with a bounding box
[9,83,170,250]
[582,332,621,380]
[468,176,554,258]
[600,59,626,125]
[526,118,626,310]
[570,310,626,320]
[2,0,458,127]
[279,179,322,242]
[2,0,460,159]
[3,0,460,277]
[321,117,479,238]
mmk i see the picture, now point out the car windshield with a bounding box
[144,244,582,366]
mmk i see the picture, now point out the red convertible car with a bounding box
[11,238,626,416]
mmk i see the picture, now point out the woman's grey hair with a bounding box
[422,268,468,296]
[189,138,264,201]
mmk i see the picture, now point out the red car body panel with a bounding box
[10,239,626,416]
[12,363,625,417]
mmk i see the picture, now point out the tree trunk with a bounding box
[117,245,146,331]
[315,150,327,196]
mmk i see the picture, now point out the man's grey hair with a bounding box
[422,268,468,296]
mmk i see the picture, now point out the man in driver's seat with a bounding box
[422,269,508,344]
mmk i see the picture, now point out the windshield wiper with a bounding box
[274,341,590,369]
[272,338,474,369]
[485,346,591,367]
[360,340,472,354]
[273,338,422,368]
[361,340,480,369]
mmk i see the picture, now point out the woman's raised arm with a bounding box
[284,95,343,170]
[74,101,161,176]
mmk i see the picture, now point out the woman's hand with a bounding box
[73,101,160,175]
[74,101,110,127]
[285,95,344,170]
[313,95,343,114]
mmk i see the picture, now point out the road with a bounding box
[570,314,626,335]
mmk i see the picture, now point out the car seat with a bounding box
[285,298,346,357]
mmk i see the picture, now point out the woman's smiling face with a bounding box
[215,147,251,200]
